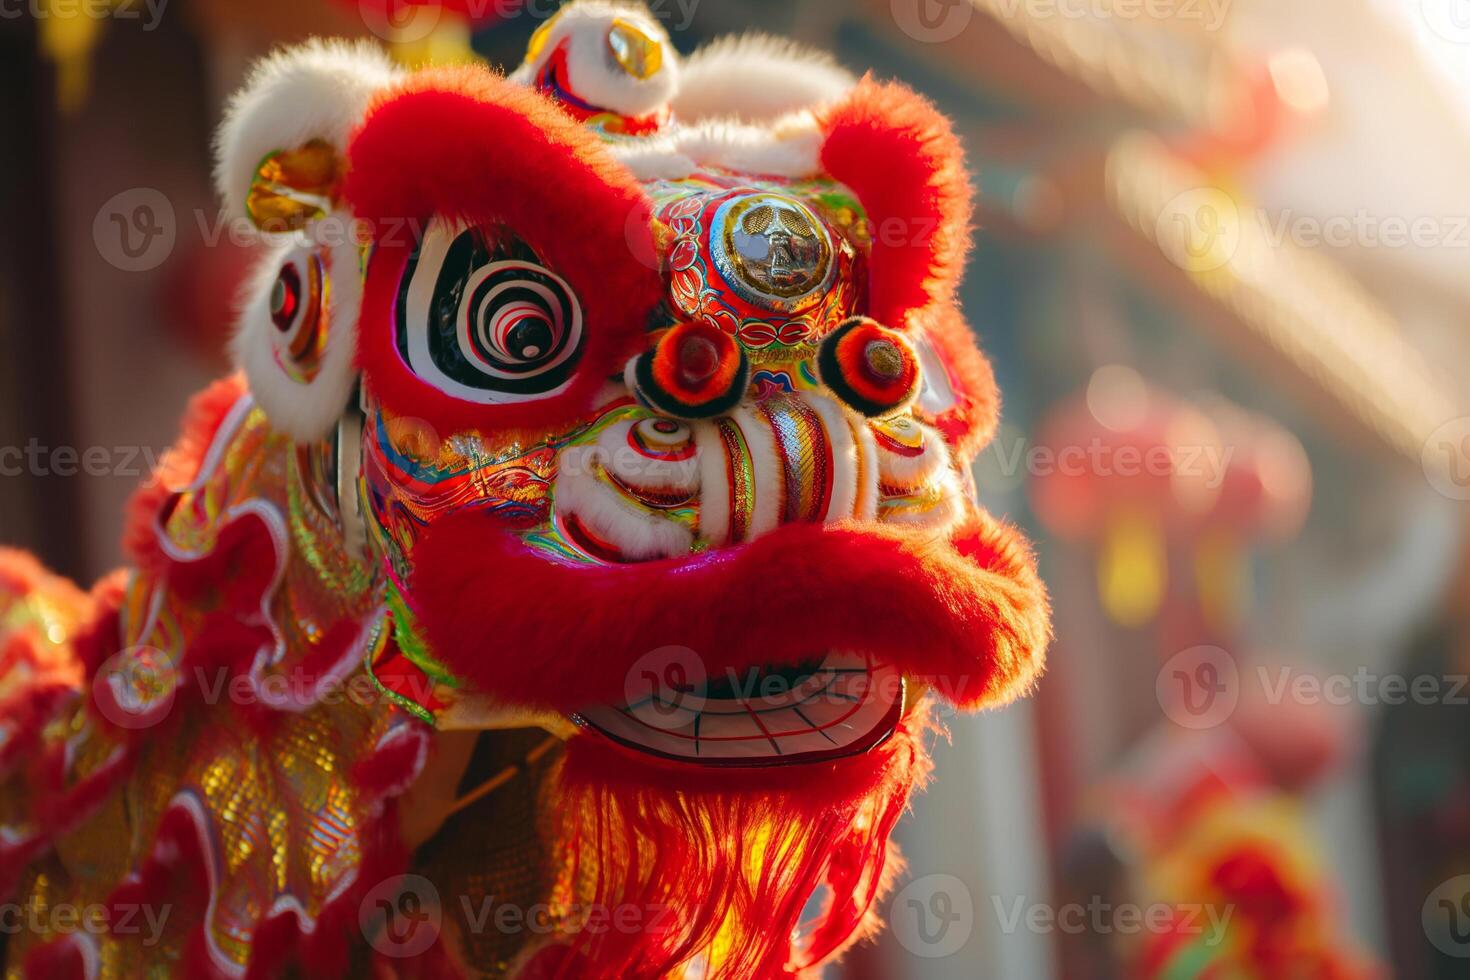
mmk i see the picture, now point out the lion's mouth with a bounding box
[572,651,905,766]
[410,510,1048,742]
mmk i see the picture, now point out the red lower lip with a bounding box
[572,652,905,767]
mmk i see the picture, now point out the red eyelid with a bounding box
[818,79,994,454]
[342,64,661,436]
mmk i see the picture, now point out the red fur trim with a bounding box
[819,79,972,330]
[914,302,1000,457]
[345,65,662,439]
[650,322,741,405]
[411,509,1048,713]
[820,317,919,416]
[123,375,250,574]
[546,708,935,978]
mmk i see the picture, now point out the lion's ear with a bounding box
[819,79,973,330]
[215,39,395,228]
[215,40,398,443]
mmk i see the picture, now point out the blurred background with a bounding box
[3,0,1470,977]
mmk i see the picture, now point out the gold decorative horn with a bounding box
[246,139,342,232]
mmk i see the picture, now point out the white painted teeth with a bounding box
[575,651,904,766]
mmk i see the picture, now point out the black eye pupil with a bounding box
[506,317,553,361]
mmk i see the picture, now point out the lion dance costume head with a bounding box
[0,4,1049,976]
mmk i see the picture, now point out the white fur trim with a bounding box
[214,39,398,224]
[609,112,827,181]
[872,419,948,490]
[692,420,731,546]
[232,230,362,443]
[672,33,855,124]
[509,1,680,117]
[555,445,693,559]
[598,418,701,493]
[848,412,880,522]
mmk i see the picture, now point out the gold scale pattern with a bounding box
[4,393,405,975]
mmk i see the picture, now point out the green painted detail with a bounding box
[364,650,438,727]
[384,577,461,689]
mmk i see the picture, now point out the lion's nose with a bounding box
[692,391,879,546]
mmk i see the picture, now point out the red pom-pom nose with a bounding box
[629,322,750,418]
[677,332,721,389]
[816,317,921,417]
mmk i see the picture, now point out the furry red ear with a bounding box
[819,79,973,330]
[342,63,663,436]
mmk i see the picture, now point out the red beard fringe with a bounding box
[545,705,937,979]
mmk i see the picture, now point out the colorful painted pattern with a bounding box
[758,395,835,524]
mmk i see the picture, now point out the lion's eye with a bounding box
[396,220,584,402]
[268,249,328,382]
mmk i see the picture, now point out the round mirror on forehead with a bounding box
[709,192,837,314]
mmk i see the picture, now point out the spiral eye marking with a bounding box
[457,263,575,379]
[397,222,585,403]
